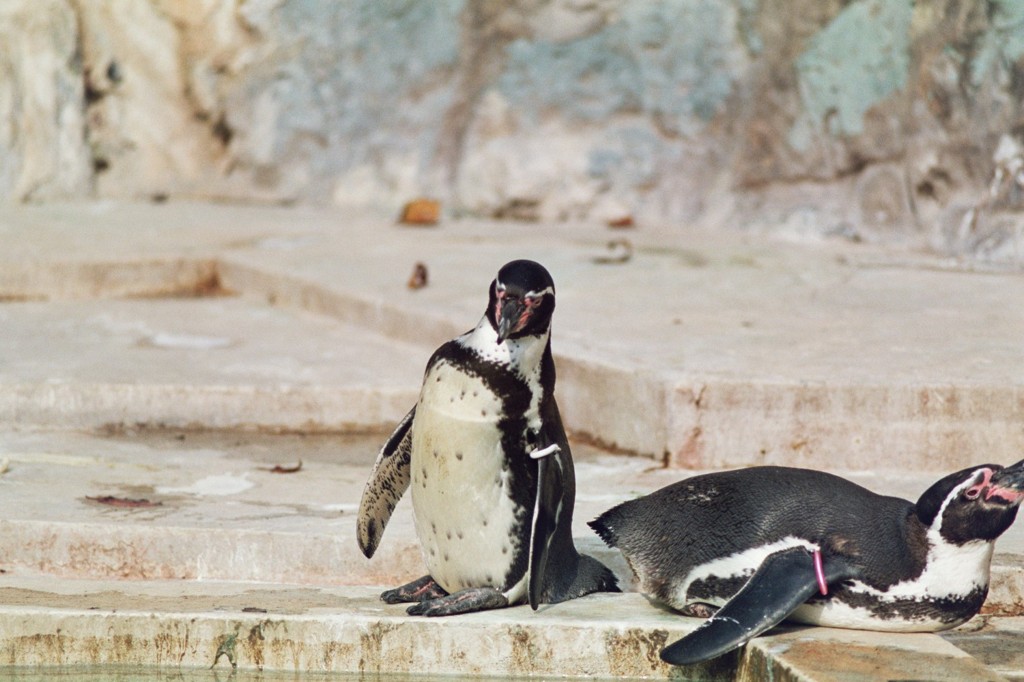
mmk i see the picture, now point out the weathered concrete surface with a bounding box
[1,428,1021,615]
[741,627,1008,682]
[944,616,1024,681]
[1,202,1021,470]
[0,298,421,431]
[0,577,1012,681]
[0,581,722,678]
[1,201,1023,679]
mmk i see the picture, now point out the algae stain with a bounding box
[358,621,399,674]
[605,627,669,676]
[789,0,913,148]
[211,631,237,670]
[969,0,1024,87]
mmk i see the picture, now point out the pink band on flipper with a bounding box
[813,549,828,596]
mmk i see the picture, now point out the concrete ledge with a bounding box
[3,203,1024,468]
[741,628,1007,682]
[0,578,1009,681]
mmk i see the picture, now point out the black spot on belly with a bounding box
[446,531,452,540]
[481,409,487,417]
[502,545,509,555]
[457,531,464,540]
[455,452,463,461]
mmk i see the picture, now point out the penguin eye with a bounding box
[964,485,983,500]
[525,295,539,307]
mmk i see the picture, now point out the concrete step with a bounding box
[0,297,422,432]
[0,575,1009,681]
[2,201,1023,680]
[1,429,1021,613]
[1,201,1022,470]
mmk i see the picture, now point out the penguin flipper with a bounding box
[529,405,618,609]
[660,546,857,666]
[356,406,415,559]
[528,436,564,609]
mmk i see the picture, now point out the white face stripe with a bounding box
[930,467,993,534]
[494,281,554,300]
[525,286,554,299]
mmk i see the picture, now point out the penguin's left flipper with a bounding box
[406,587,509,616]
[660,546,858,666]
[356,407,415,559]
[528,405,619,610]
[528,433,565,610]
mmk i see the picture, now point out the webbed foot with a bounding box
[406,587,509,616]
[380,575,448,604]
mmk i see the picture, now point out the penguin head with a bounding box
[915,459,1024,545]
[487,260,556,344]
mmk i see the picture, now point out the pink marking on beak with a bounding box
[813,549,828,596]
[986,486,1024,504]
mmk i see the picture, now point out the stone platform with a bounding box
[0,201,1022,680]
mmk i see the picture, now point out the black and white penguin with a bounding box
[357,259,618,616]
[590,460,1024,665]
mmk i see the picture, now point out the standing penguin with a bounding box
[358,259,618,616]
[590,460,1024,665]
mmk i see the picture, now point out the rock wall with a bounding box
[1,0,1022,262]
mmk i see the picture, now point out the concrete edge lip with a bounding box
[0,577,997,680]
[2,242,1022,468]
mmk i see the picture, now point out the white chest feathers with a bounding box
[410,357,524,599]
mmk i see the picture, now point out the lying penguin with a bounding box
[590,460,1024,665]
[357,259,618,616]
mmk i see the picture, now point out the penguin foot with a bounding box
[380,575,449,604]
[681,603,719,619]
[405,587,509,616]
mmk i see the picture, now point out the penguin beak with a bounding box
[987,459,1024,504]
[496,297,526,344]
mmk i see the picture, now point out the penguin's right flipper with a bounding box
[660,547,857,666]
[356,407,415,558]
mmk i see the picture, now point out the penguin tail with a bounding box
[588,506,623,548]
[577,553,620,595]
[546,552,619,604]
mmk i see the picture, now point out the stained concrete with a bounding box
[1,201,1023,679]
[2,201,1022,469]
[0,578,1007,682]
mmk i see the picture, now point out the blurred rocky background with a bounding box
[2,0,1022,265]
